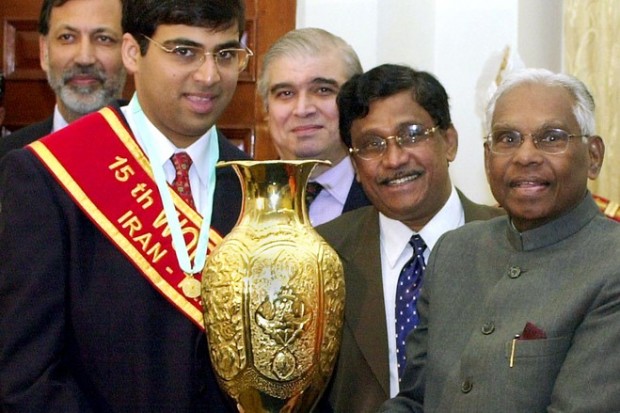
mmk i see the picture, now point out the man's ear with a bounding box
[483,142,492,181]
[121,33,141,74]
[443,124,458,163]
[39,35,49,72]
[586,135,605,180]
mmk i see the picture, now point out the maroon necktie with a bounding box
[170,152,195,209]
[305,181,324,207]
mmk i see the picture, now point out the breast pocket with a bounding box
[504,336,571,409]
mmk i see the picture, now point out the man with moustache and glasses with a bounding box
[0,0,126,160]
[314,64,503,412]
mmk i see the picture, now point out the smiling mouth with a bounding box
[510,179,550,189]
[183,93,218,112]
[69,75,97,82]
[382,171,423,186]
[186,92,216,101]
[66,75,102,89]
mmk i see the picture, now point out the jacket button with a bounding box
[481,322,495,335]
[461,379,473,393]
[508,266,522,278]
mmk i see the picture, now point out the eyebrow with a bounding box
[492,121,567,131]
[53,24,120,35]
[358,122,426,137]
[310,77,340,87]
[269,77,340,94]
[160,37,242,50]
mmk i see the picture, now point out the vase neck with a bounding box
[231,161,323,225]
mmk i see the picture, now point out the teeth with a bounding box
[513,180,544,187]
[387,173,420,185]
[187,95,213,102]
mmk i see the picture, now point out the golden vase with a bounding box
[201,160,345,412]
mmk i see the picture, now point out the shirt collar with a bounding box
[380,213,414,270]
[418,186,464,252]
[122,103,216,183]
[175,129,216,188]
[312,156,355,205]
[52,105,69,133]
[507,192,599,251]
[379,186,464,268]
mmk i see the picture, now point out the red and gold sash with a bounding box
[28,107,223,329]
[593,194,620,222]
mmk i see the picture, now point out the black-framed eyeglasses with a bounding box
[350,124,439,160]
[142,35,253,73]
[485,128,589,155]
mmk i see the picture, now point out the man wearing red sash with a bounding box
[0,0,251,411]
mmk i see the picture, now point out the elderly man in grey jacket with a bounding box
[380,68,620,412]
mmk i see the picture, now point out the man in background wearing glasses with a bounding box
[314,63,503,413]
[381,68,620,412]
[0,0,250,411]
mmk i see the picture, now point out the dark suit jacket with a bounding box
[0,116,53,160]
[0,100,129,161]
[314,191,504,413]
[0,107,249,412]
[342,178,371,213]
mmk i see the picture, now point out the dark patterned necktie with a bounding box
[170,152,195,209]
[395,234,427,381]
[305,181,324,207]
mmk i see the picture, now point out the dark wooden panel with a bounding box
[3,18,42,78]
[238,18,256,83]
[4,78,54,130]
[252,0,296,160]
[219,0,296,160]
[219,126,255,154]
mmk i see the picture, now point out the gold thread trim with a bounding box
[99,107,223,246]
[604,201,619,218]
[30,123,205,326]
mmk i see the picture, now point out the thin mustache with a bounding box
[379,170,422,184]
[62,65,105,83]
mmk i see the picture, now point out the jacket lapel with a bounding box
[342,179,371,213]
[457,188,504,222]
[337,208,390,396]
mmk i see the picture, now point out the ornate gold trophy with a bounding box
[201,160,345,412]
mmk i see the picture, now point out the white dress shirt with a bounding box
[121,104,216,211]
[380,186,465,396]
[51,105,70,133]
